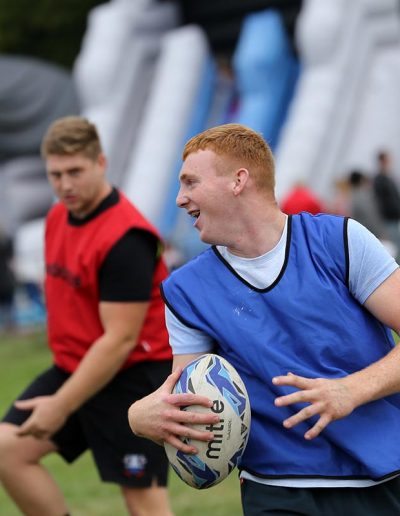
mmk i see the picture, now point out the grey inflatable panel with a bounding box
[0,55,80,162]
[0,156,54,234]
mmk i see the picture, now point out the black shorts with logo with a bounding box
[2,360,172,488]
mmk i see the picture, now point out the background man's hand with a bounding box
[15,395,69,439]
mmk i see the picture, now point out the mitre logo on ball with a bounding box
[164,354,251,489]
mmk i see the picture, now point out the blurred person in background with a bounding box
[162,241,185,272]
[348,170,397,258]
[348,170,385,239]
[128,123,400,516]
[0,117,173,516]
[373,150,400,260]
[329,178,351,216]
[280,180,325,215]
[0,224,16,332]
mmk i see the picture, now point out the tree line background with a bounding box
[0,0,107,68]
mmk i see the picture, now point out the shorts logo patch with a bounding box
[123,454,148,477]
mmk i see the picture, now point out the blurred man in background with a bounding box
[0,116,173,516]
[347,169,398,259]
[348,170,385,239]
[373,150,400,260]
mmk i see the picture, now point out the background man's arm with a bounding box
[16,300,148,438]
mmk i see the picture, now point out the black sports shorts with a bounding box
[240,477,400,516]
[2,360,172,488]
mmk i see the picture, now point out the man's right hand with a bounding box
[128,367,220,454]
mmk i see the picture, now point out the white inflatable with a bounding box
[74,0,179,185]
[123,25,211,228]
[14,218,46,285]
[275,0,400,203]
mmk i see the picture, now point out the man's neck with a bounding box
[226,208,287,258]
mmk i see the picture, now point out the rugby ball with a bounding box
[164,353,251,489]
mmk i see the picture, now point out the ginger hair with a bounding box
[182,123,275,192]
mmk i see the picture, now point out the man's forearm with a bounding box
[343,341,400,408]
[53,333,135,414]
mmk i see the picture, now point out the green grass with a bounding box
[0,330,242,515]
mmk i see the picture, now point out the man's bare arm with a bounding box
[16,301,148,438]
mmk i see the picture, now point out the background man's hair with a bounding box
[41,116,102,160]
[182,123,275,191]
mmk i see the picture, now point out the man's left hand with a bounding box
[14,395,69,440]
[272,372,355,440]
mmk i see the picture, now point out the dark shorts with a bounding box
[240,477,400,516]
[2,360,172,488]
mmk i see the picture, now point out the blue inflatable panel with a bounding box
[233,9,299,150]
[159,56,217,241]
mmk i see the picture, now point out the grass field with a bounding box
[0,329,242,515]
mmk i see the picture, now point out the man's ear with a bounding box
[97,152,107,170]
[232,168,249,195]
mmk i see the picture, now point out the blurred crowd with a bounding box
[281,149,400,262]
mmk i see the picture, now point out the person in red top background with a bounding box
[281,181,325,215]
[0,116,173,516]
